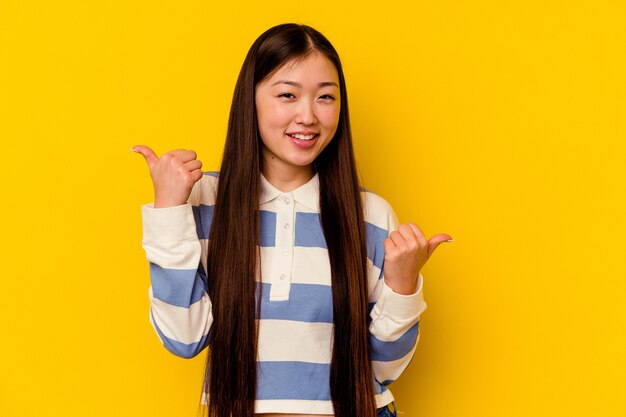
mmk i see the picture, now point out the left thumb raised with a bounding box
[427,233,453,257]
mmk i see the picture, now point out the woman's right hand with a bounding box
[132,145,203,208]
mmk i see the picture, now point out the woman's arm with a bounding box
[363,191,450,392]
[368,272,426,389]
[134,145,213,358]
[142,201,213,358]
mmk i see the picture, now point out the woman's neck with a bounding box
[261,164,315,192]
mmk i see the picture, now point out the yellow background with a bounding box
[1,1,624,416]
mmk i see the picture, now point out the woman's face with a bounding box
[255,52,340,181]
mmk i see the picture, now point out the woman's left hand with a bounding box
[383,223,452,295]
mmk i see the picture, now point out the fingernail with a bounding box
[446,239,454,242]
[129,147,139,153]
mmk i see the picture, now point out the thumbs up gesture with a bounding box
[383,223,452,295]
[131,145,203,208]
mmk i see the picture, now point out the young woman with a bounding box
[133,23,450,417]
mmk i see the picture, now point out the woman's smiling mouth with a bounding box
[287,132,319,141]
[287,132,320,148]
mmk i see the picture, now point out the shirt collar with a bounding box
[259,172,320,211]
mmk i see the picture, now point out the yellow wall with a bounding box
[1,1,624,416]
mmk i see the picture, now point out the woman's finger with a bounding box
[131,145,159,170]
[130,145,159,170]
[427,233,454,257]
[189,168,204,183]
[406,223,428,249]
[383,238,396,256]
[397,224,417,241]
[389,230,404,246]
[168,149,197,161]
[183,159,203,172]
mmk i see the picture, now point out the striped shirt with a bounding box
[141,171,427,414]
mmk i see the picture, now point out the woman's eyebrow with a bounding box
[271,80,339,88]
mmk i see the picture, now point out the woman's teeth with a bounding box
[289,133,317,141]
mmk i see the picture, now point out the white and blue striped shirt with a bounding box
[141,171,427,414]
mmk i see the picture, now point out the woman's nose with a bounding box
[295,100,317,125]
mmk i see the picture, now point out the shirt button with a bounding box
[280,274,286,280]
[283,197,291,204]
[284,223,290,229]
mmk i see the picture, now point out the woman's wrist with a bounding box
[154,197,187,208]
[384,274,420,295]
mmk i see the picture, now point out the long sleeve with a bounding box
[368,275,426,391]
[363,191,427,400]
[142,186,214,359]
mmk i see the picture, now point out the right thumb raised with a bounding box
[130,145,159,169]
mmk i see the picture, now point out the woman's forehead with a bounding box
[263,52,339,87]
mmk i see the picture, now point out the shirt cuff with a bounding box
[141,203,198,243]
[378,274,427,319]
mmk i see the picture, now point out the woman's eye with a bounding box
[279,93,295,99]
[319,95,335,101]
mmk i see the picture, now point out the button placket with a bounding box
[269,192,295,301]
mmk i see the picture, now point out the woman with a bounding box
[133,23,450,417]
